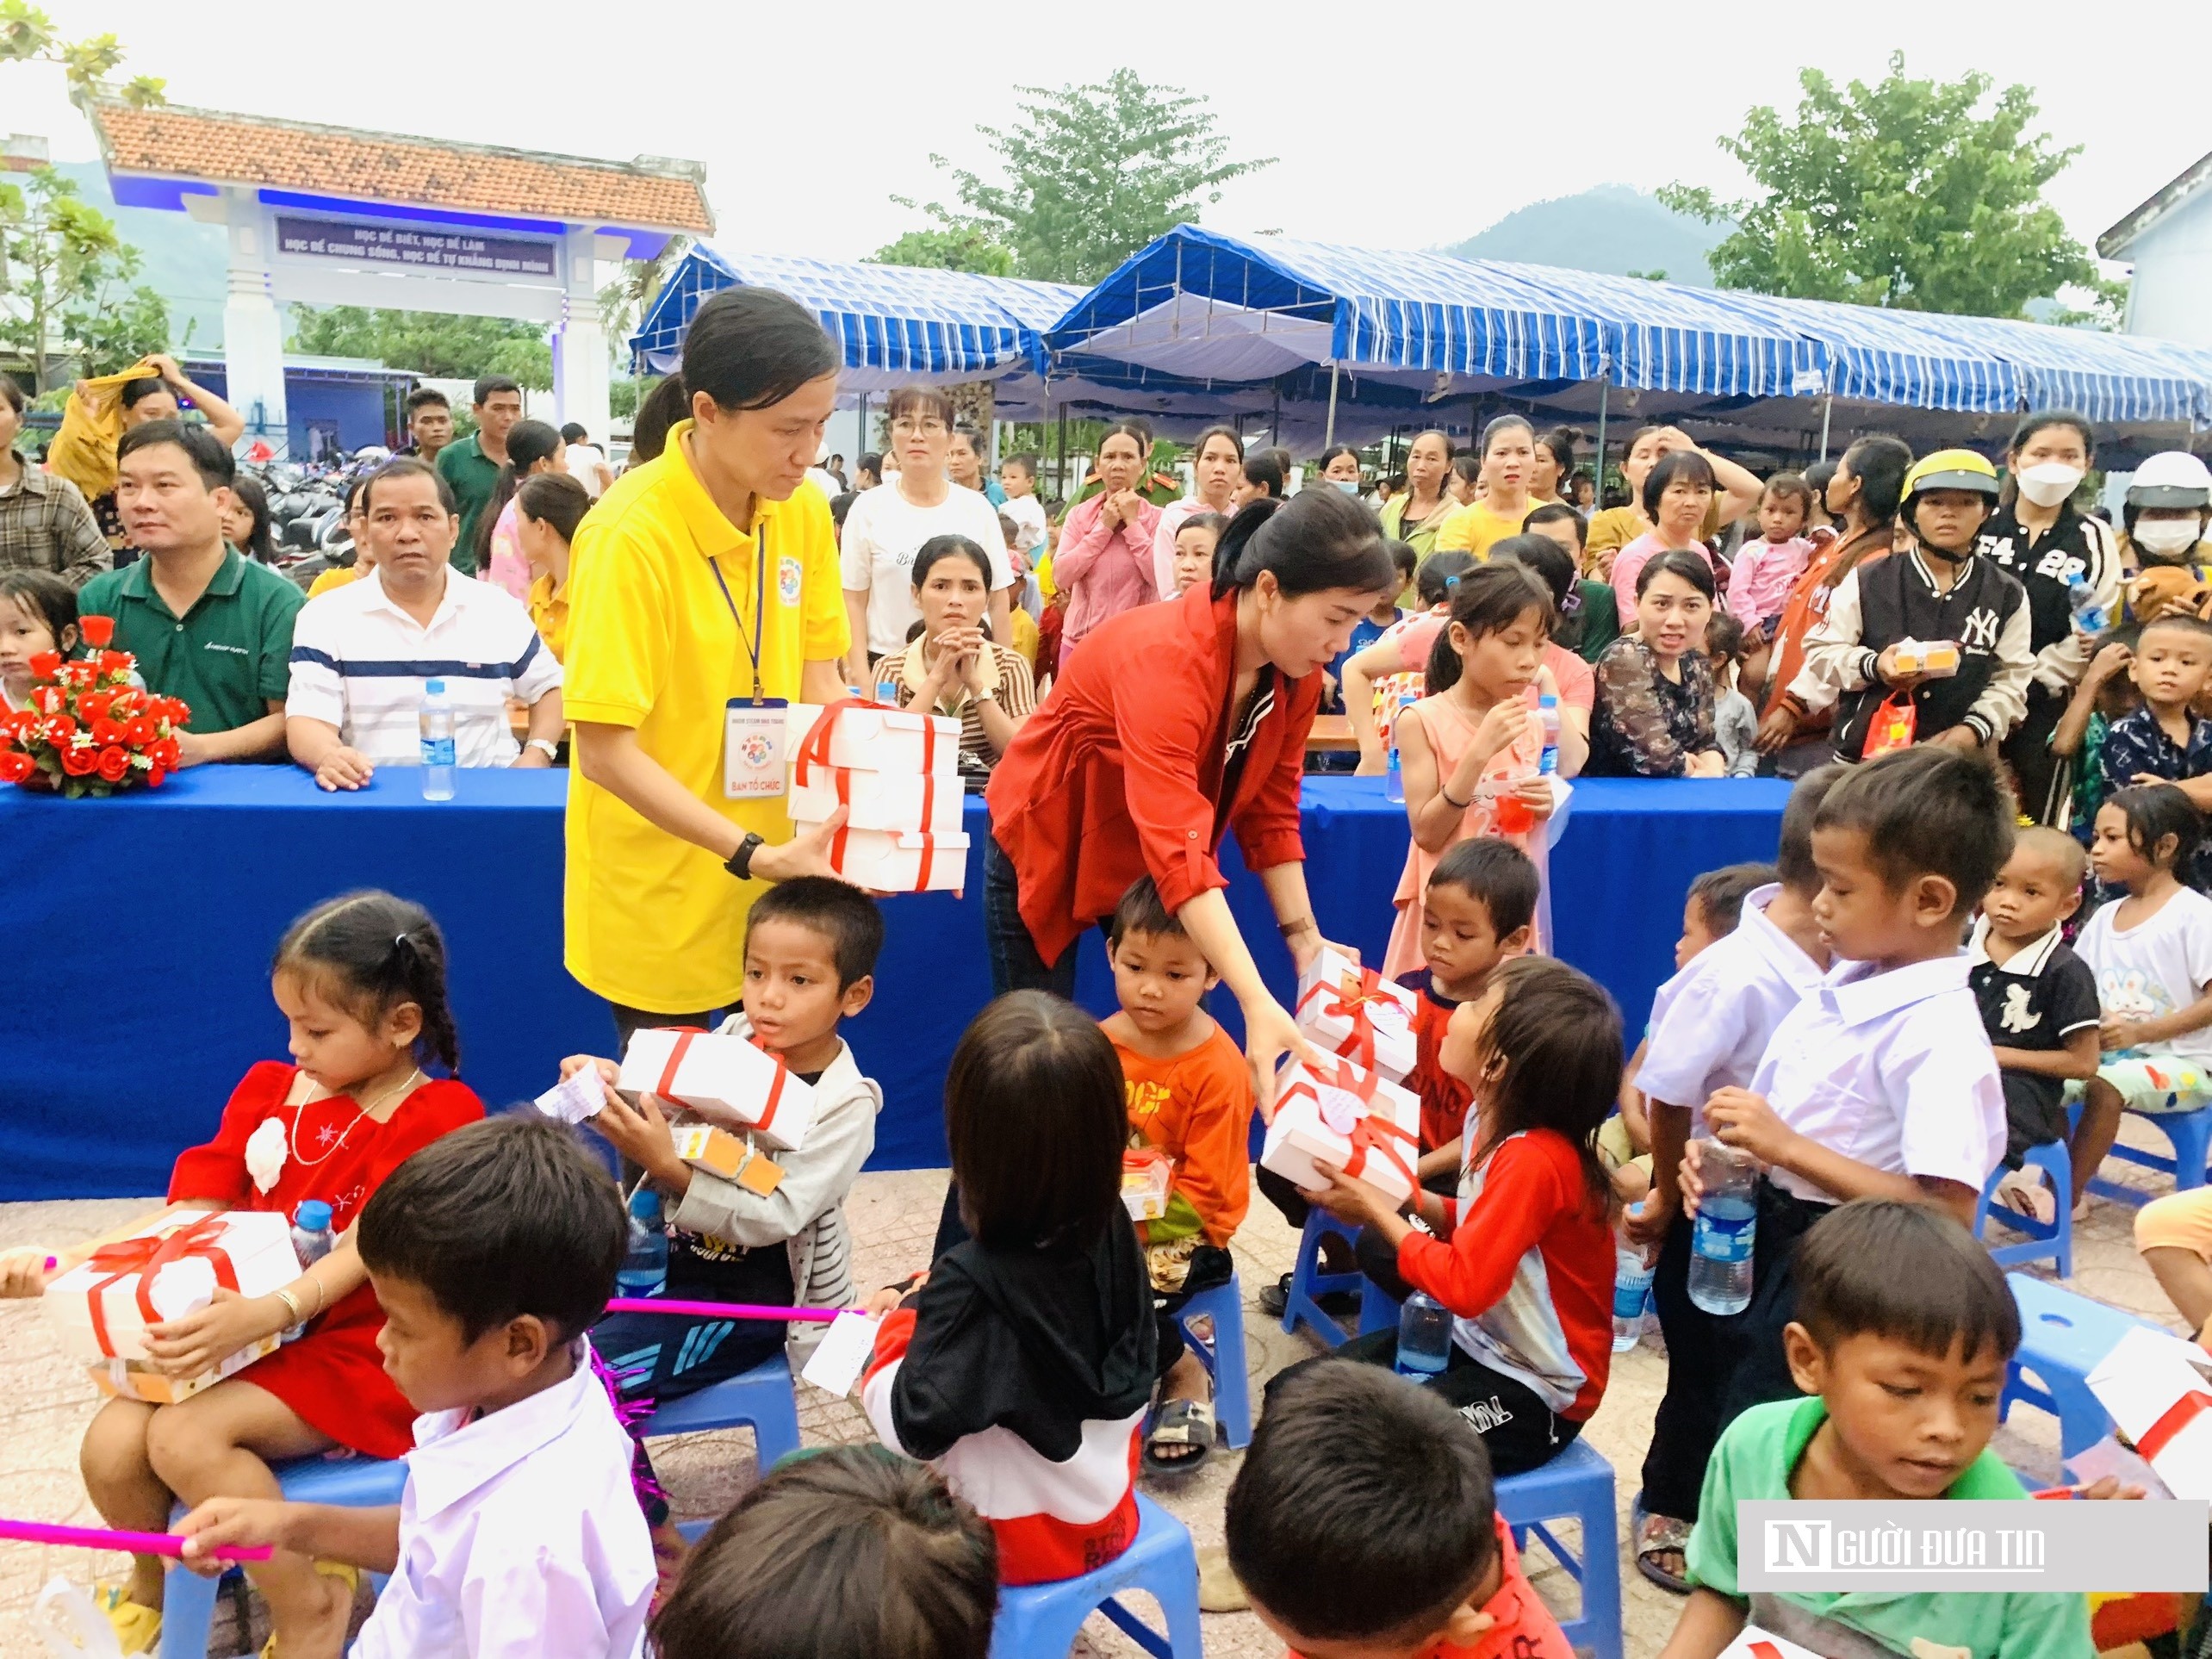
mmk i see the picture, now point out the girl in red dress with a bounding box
[11,891,482,1658]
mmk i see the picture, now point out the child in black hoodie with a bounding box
[862,991,1157,1585]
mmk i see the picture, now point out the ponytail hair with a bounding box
[1414,550,1476,608]
[474,419,563,570]
[631,375,690,464]
[515,471,591,544]
[1423,561,1553,693]
[272,891,462,1075]
[1211,490,1396,600]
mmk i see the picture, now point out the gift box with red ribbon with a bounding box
[1122,1147,1173,1222]
[1294,948,1419,1083]
[618,1027,817,1153]
[2087,1325,2212,1500]
[785,699,969,894]
[45,1210,300,1403]
[785,702,960,780]
[1261,1056,1423,1206]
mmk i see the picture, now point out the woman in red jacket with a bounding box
[985,488,1401,1095]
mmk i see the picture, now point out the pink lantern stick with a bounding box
[0,1518,271,1562]
[602,1297,842,1323]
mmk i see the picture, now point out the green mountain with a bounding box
[53,161,230,351]
[1440,184,1730,286]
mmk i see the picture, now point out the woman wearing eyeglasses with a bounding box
[840,388,1016,683]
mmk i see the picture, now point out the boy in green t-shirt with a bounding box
[1659,1199,2105,1659]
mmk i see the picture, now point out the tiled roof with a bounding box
[85,98,713,233]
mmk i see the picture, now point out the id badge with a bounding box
[724,699,788,799]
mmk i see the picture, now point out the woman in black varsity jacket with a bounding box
[1780,450,2035,764]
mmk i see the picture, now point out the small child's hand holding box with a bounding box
[616,1028,817,1153]
[1295,947,1420,1084]
[2087,1327,2212,1500]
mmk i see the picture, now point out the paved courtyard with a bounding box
[0,1130,2185,1656]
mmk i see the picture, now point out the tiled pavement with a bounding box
[0,1128,2187,1656]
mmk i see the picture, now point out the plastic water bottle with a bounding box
[1688,1141,1759,1316]
[289,1201,335,1270]
[617,1189,668,1300]
[2067,572,2108,637]
[1395,1291,1451,1378]
[874,659,902,706]
[1383,692,1417,804]
[419,679,456,801]
[281,1201,335,1343]
[1537,693,1562,776]
[1613,1215,1656,1352]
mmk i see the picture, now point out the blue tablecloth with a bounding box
[0,767,1790,1200]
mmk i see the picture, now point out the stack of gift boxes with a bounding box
[44,1209,303,1404]
[605,1027,822,1186]
[784,700,967,894]
[1260,948,1425,1206]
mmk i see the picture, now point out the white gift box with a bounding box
[2087,1326,2212,1500]
[1122,1149,1173,1222]
[798,823,969,894]
[1295,948,1419,1083]
[786,702,960,779]
[618,1028,817,1153]
[1261,1058,1424,1206]
[788,765,963,835]
[1718,1628,1824,1659]
[46,1210,300,1394]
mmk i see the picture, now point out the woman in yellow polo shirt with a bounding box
[1432,414,1544,562]
[562,287,853,1038]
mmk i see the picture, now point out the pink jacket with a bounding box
[1725,535,1814,630]
[1056,492,1163,655]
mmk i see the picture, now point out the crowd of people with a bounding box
[10,288,2212,1659]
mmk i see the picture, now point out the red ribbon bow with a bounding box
[1341,1113,1420,1196]
[2137,1388,2212,1463]
[83,1215,243,1359]
[653,1028,788,1137]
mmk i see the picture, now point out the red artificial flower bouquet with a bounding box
[0,614,187,796]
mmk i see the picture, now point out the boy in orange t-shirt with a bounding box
[1103,876,1255,1475]
[1227,1359,1573,1659]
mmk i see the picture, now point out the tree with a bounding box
[0,166,170,389]
[898,70,1272,284]
[867,227,1014,276]
[597,237,689,359]
[288,306,552,389]
[0,1,165,106]
[1660,54,2096,319]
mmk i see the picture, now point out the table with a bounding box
[0,767,1789,1201]
[1304,715,1355,752]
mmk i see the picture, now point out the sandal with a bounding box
[1993,1170,2058,1228]
[1143,1396,1216,1475]
[95,1584,162,1656]
[1632,1497,1693,1594]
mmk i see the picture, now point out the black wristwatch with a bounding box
[725,832,766,882]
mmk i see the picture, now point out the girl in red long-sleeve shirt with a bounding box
[1289,955,1619,1474]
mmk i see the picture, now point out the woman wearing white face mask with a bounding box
[1316,444,1364,494]
[2123,451,2212,577]
[1976,409,2120,823]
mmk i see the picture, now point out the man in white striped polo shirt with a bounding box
[285,459,564,792]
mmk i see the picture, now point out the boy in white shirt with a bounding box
[1625,766,1840,1591]
[1682,746,2012,1429]
[178,1116,653,1659]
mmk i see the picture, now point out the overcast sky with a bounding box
[14,2,2212,273]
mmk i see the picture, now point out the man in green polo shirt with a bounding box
[436,375,523,575]
[78,420,303,762]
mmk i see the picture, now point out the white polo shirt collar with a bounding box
[1820,953,1969,1029]
[405,1342,595,1521]
[1966,916,2066,978]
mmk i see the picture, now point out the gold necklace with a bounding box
[289,1066,423,1168]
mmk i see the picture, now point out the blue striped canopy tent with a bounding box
[627,245,1084,413]
[1044,226,1608,394]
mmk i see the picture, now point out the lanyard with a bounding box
[708,520,768,700]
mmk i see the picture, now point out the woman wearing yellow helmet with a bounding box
[1786,448,2036,762]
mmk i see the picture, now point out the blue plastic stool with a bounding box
[160,1452,408,1659]
[2000,1272,2162,1458]
[1281,1212,1362,1347]
[1358,1277,1402,1339]
[1974,1140,2074,1277]
[637,1350,804,1469]
[1494,1439,1622,1659]
[988,1494,1202,1659]
[1172,1273,1252,1451]
[2087,1102,2212,1207]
